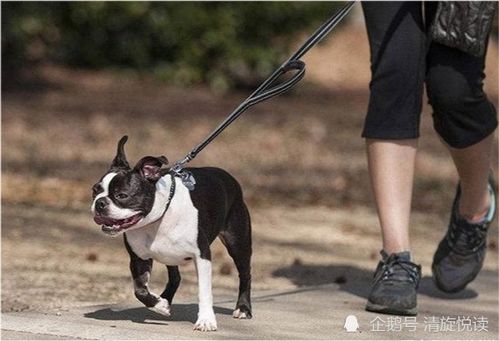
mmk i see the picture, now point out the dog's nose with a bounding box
[95,198,108,212]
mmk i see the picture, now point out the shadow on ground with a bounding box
[272,263,478,300]
[84,304,233,325]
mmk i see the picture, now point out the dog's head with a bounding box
[91,136,169,236]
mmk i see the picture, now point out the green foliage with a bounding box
[2,2,342,89]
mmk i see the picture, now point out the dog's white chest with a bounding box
[125,182,200,265]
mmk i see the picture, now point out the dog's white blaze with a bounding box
[90,172,117,212]
[125,176,200,265]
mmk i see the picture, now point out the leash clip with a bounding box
[179,171,196,191]
[171,154,196,191]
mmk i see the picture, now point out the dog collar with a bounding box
[151,173,176,224]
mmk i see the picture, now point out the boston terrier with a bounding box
[91,136,252,331]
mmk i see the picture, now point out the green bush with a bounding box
[2,2,343,89]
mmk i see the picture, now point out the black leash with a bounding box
[171,2,356,189]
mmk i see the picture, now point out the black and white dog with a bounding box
[91,136,252,331]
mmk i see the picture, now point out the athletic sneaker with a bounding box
[366,250,421,316]
[432,177,496,293]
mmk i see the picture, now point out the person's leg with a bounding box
[426,38,497,222]
[362,2,426,254]
[450,133,494,222]
[361,2,425,315]
[426,34,498,292]
[425,0,497,217]
[362,1,426,255]
[366,138,417,254]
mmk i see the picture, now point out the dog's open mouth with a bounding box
[94,213,143,235]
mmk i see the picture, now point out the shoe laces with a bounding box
[378,254,421,286]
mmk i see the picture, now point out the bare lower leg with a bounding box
[366,139,418,254]
[448,133,494,222]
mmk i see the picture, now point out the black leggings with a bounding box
[361,2,497,148]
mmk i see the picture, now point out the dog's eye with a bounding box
[115,193,129,200]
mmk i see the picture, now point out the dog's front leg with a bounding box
[125,236,170,316]
[130,257,170,317]
[193,256,217,331]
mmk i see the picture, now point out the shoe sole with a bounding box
[365,301,417,316]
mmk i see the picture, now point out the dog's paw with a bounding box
[193,314,217,331]
[150,297,171,317]
[232,308,252,319]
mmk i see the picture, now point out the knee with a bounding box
[426,68,497,148]
[426,69,474,114]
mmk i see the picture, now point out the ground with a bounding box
[2,25,498,338]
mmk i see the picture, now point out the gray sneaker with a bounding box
[366,250,421,316]
[432,177,496,293]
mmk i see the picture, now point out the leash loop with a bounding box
[247,60,305,107]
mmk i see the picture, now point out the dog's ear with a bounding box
[110,135,131,171]
[134,155,169,182]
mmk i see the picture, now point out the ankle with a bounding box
[458,189,491,223]
[459,207,489,223]
[381,249,411,261]
[382,242,411,257]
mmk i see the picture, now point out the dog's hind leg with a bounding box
[220,200,252,319]
[160,266,181,305]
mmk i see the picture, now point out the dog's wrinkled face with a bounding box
[91,136,169,236]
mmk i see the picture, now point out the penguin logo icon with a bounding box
[344,315,359,332]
